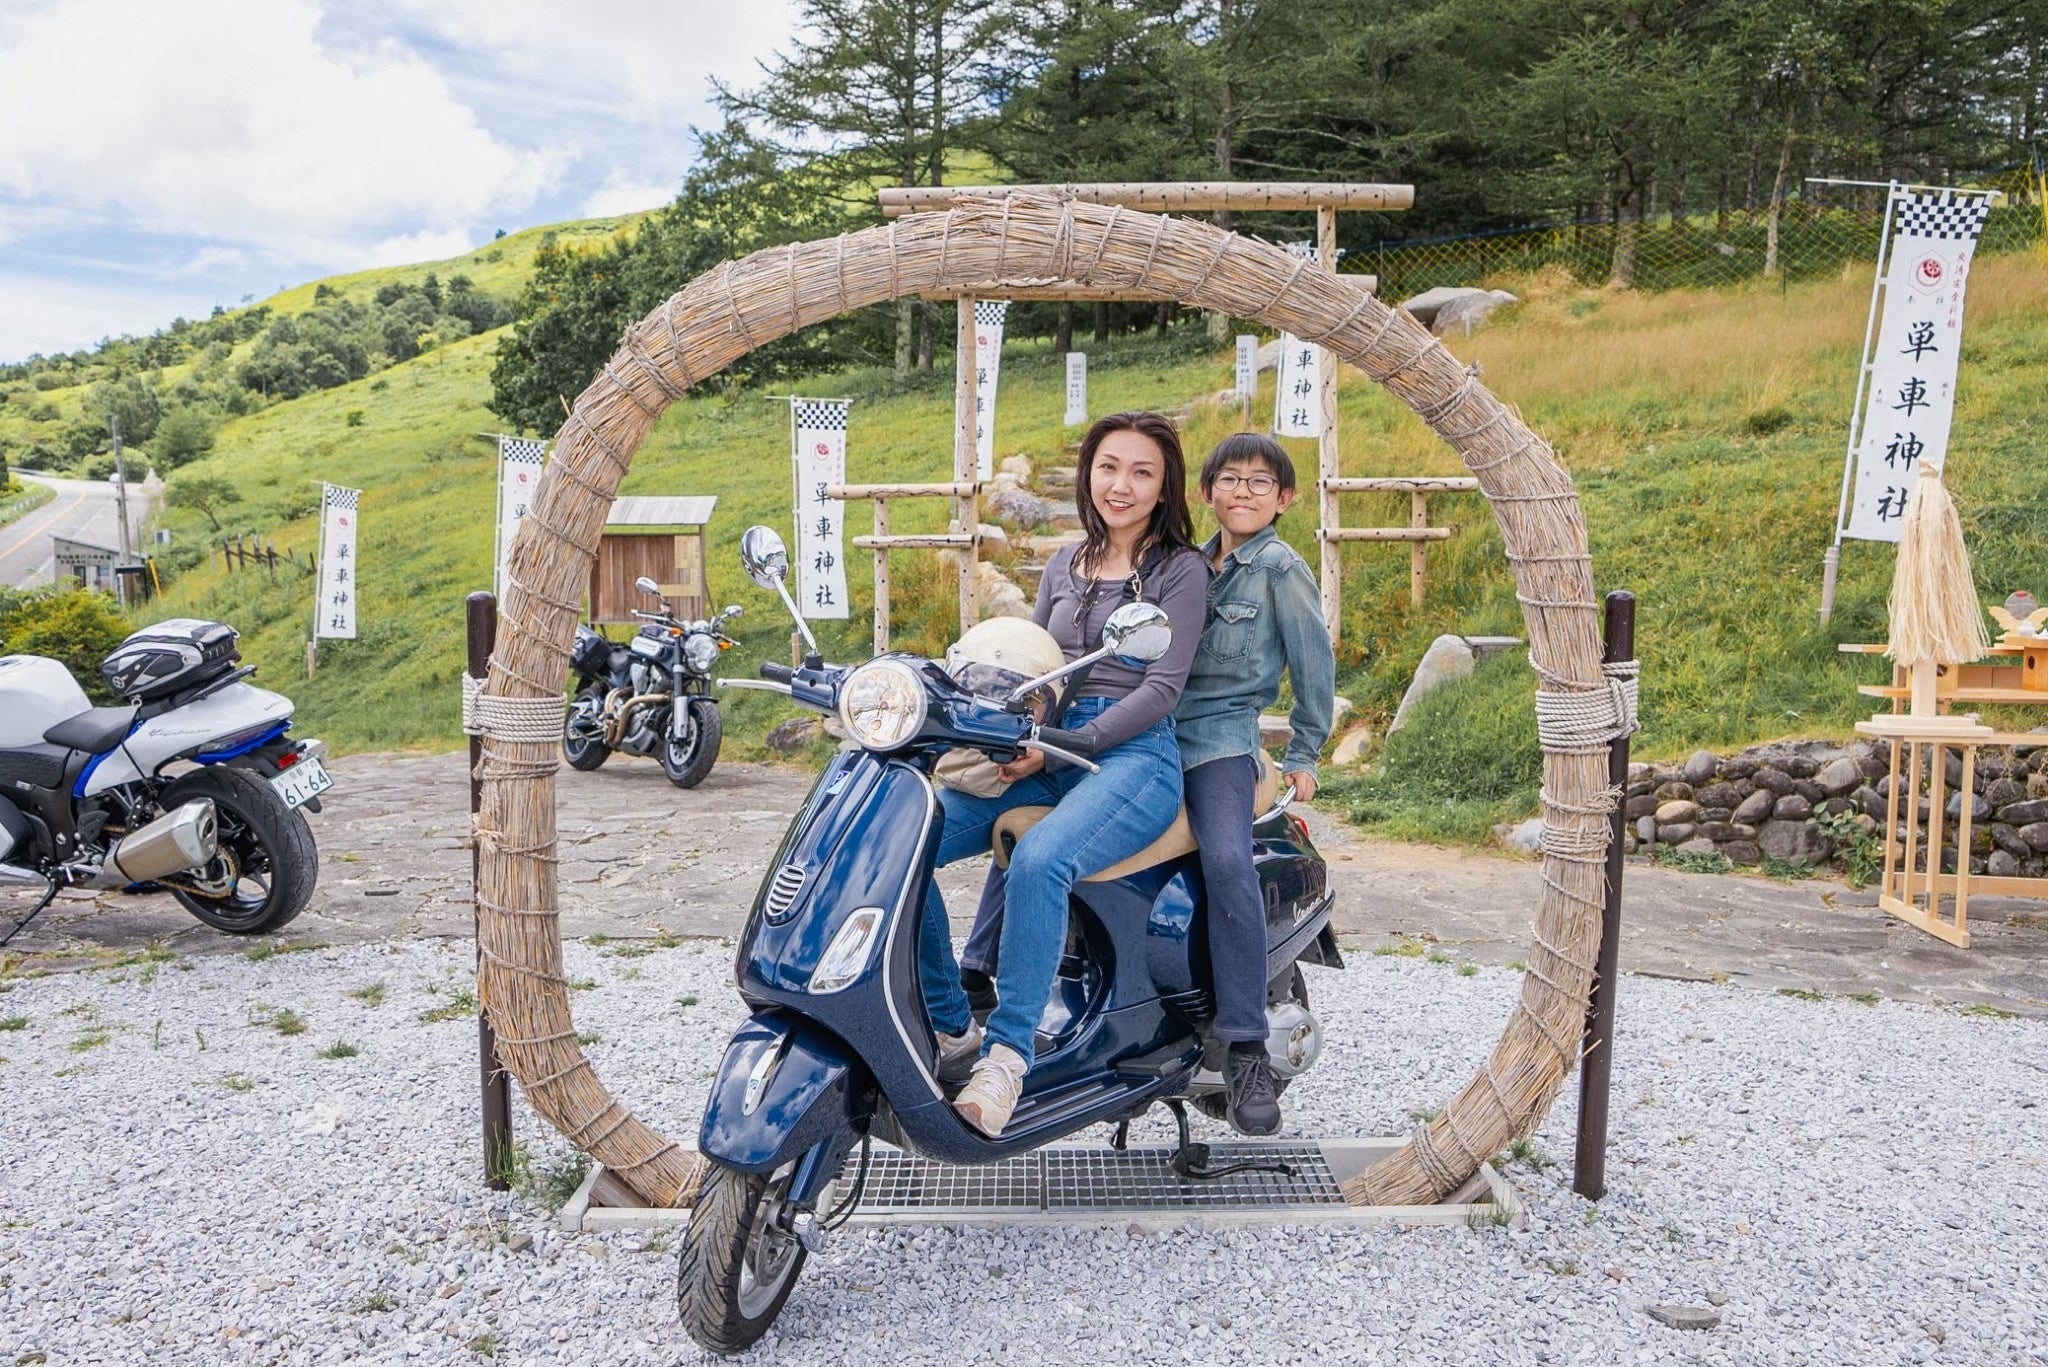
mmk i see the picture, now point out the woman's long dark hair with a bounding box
[1072,411,1196,575]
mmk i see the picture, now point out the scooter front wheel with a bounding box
[677,1161,807,1354]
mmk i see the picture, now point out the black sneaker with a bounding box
[1224,1046,1281,1136]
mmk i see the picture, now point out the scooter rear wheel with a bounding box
[677,1162,807,1354]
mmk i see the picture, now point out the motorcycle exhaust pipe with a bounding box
[82,801,219,889]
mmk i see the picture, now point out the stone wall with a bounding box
[1627,734,2048,878]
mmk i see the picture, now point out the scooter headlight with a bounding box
[682,633,719,674]
[811,907,885,993]
[837,658,927,752]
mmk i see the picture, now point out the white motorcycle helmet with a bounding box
[945,617,1065,718]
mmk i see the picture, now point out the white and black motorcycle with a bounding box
[0,618,329,942]
[563,576,738,788]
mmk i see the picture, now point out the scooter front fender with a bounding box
[700,1011,871,1174]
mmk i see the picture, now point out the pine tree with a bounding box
[718,0,1006,378]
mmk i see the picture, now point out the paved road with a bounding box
[0,472,150,587]
[6,749,2043,1014]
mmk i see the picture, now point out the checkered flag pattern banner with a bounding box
[792,401,849,433]
[1841,185,1989,543]
[316,484,361,639]
[969,301,1009,480]
[495,436,548,599]
[790,398,851,620]
[1894,191,1993,243]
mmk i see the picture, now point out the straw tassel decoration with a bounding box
[1886,463,1989,670]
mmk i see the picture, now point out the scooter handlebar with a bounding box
[760,661,795,684]
[1036,726,1097,756]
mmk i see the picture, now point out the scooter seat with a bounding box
[44,705,139,754]
[993,753,1281,881]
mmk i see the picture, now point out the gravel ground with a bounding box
[1,940,2043,1366]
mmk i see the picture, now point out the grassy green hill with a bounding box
[51,236,2048,836]
[258,214,651,316]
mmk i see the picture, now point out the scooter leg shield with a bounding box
[700,1011,871,1174]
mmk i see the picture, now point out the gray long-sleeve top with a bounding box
[1033,541,1210,753]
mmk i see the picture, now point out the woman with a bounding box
[920,411,1208,1138]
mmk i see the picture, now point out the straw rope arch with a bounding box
[475,194,1614,1211]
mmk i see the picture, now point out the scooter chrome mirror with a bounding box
[1101,601,1172,665]
[634,575,663,598]
[738,525,820,659]
[739,526,790,591]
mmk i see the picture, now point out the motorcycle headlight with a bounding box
[682,633,719,674]
[837,658,927,752]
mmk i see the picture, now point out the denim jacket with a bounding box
[1173,524,1337,779]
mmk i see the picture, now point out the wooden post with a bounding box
[872,497,891,656]
[265,538,277,581]
[953,297,980,630]
[467,591,514,1191]
[1317,205,1342,642]
[1410,491,1429,607]
[1573,590,1635,1202]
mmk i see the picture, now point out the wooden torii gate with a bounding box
[872,181,1462,645]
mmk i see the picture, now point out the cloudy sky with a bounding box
[0,0,799,362]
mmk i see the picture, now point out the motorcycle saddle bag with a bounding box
[993,753,1281,882]
[101,618,240,703]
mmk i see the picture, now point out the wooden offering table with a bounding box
[1856,717,2048,948]
[1843,635,2048,711]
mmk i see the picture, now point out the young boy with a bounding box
[1175,432,1336,1135]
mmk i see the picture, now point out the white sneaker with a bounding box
[935,1021,982,1081]
[952,1043,1028,1137]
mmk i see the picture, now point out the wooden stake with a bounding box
[953,298,980,630]
[1410,491,1429,607]
[1317,206,1342,642]
[872,497,890,656]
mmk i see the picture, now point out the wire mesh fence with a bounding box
[1348,164,2046,300]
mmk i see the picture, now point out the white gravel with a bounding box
[1,937,2043,1366]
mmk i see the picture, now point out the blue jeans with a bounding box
[918,696,1182,1065]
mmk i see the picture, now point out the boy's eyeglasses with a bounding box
[1211,473,1279,495]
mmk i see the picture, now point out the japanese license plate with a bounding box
[269,756,334,810]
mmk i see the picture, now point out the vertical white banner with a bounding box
[314,484,359,640]
[791,399,850,619]
[1271,332,1322,438]
[1234,334,1257,400]
[1843,190,1991,543]
[494,436,546,599]
[971,300,1008,479]
[1063,352,1087,427]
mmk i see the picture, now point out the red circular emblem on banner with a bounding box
[814,442,829,455]
[1916,256,1944,285]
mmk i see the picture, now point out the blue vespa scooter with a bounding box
[679,526,1341,1353]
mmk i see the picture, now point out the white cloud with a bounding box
[364,1,797,126]
[0,272,223,360]
[579,173,679,219]
[362,228,478,268]
[0,0,562,269]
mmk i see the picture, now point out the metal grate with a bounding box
[763,864,806,918]
[842,1144,1342,1216]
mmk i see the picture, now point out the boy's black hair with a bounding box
[1199,431,1297,495]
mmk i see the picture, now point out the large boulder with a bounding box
[1431,290,1519,336]
[1758,819,1833,865]
[1388,634,1475,734]
[983,485,1061,528]
[1399,286,1489,327]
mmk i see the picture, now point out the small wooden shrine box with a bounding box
[588,496,717,624]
